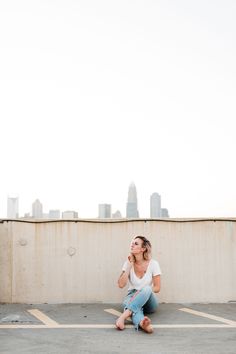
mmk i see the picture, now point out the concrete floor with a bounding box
[0,303,236,353]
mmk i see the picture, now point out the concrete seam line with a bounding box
[2,218,236,224]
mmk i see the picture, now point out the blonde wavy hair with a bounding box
[134,235,152,261]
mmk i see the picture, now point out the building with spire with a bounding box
[126,182,139,218]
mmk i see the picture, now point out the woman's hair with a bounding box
[134,235,152,261]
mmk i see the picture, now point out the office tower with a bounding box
[161,208,169,217]
[48,210,60,219]
[126,182,139,218]
[150,193,161,218]
[98,204,111,218]
[7,196,19,218]
[62,210,78,219]
[32,199,43,218]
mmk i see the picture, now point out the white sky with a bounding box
[0,0,236,218]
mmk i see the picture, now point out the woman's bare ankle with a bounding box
[123,309,132,318]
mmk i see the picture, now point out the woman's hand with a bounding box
[128,253,135,264]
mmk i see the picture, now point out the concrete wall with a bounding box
[0,219,235,304]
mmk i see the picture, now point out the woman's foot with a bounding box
[116,316,125,330]
[139,316,153,333]
[115,309,132,330]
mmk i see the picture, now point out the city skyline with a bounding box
[5,182,169,219]
[1,1,236,219]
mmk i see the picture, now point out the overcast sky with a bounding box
[0,0,236,218]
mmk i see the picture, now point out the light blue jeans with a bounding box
[123,285,158,330]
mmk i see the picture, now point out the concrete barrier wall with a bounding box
[0,219,235,304]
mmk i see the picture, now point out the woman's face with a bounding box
[130,237,145,255]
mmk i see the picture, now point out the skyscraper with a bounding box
[98,204,111,218]
[126,182,139,218]
[150,192,161,218]
[7,196,19,218]
[32,199,43,219]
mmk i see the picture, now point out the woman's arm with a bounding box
[152,275,161,293]
[117,257,133,288]
[117,271,129,288]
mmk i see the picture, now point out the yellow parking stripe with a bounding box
[104,308,132,322]
[27,309,59,326]
[0,323,235,329]
[179,308,236,326]
[0,307,235,330]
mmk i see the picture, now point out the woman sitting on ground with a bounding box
[116,235,161,333]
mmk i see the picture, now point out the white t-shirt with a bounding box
[122,259,162,291]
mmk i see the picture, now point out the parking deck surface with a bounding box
[0,303,236,353]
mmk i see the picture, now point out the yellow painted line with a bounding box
[0,324,117,329]
[0,325,49,329]
[152,324,236,328]
[179,308,236,326]
[104,308,132,322]
[27,309,59,326]
[0,307,235,330]
[0,324,235,329]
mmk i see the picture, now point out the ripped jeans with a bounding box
[123,285,158,330]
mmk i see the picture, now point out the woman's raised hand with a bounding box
[128,253,135,264]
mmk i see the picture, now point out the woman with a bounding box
[116,235,161,333]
